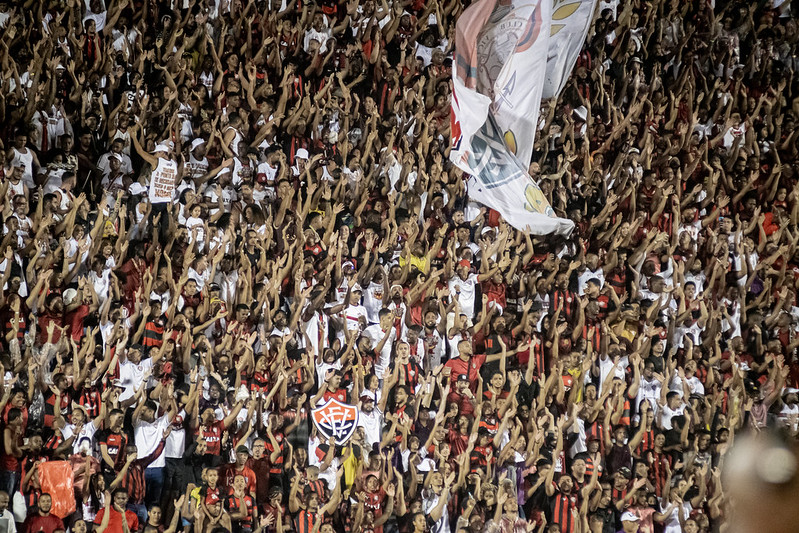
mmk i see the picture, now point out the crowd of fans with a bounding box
[0,0,797,532]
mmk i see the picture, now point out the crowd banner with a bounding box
[451,0,575,237]
[543,0,599,98]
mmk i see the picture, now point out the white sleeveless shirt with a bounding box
[148,158,178,204]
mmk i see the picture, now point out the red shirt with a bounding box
[222,463,257,495]
[323,388,347,403]
[2,403,28,432]
[36,313,64,345]
[65,304,90,341]
[93,507,139,533]
[446,390,475,416]
[199,421,226,456]
[444,353,487,389]
[481,280,507,309]
[23,513,64,533]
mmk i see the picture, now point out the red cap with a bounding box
[458,259,471,269]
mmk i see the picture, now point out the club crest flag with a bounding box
[451,0,574,237]
[543,0,598,98]
[312,398,359,445]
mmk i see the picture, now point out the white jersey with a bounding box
[186,153,209,181]
[304,307,330,354]
[362,281,386,324]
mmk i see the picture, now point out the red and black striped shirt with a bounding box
[550,488,578,533]
[121,440,166,504]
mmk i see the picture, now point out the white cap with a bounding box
[573,105,588,122]
[360,390,376,402]
[110,153,123,162]
[152,143,170,154]
[129,182,147,196]
[190,138,207,150]
[62,288,78,306]
[296,148,309,160]
[351,283,363,292]
[481,226,495,235]
[620,512,639,523]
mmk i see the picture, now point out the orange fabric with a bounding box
[38,461,76,518]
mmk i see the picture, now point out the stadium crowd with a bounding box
[0,0,798,532]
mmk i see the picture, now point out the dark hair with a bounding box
[6,408,21,423]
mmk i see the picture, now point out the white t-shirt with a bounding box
[304,307,330,355]
[0,509,16,533]
[364,324,395,375]
[449,274,479,318]
[636,377,662,420]
[164,409,187,459]
[358,407,383,448]
[118,357,154,401]
[662,502,692,533]
[423,492,450,533]
[660,403,685,431]
[186,216,205,245]
[62,420,97,456]
[343,304,368,332]
[134,414,170,468]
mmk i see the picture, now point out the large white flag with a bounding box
[451,0,574,237]
[543,0,598,99]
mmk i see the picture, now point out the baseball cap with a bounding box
[458,259,471,269]
[360,390,376,402]
[62,288,78,306]
[235,445,250,456]
[621,512,640,522]
[351,283,363,292]
[152,143,170,154]
[457,374,469,382]
[190,138,207,150]
[296,148,309,160]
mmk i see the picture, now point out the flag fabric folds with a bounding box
[451,0,575,237]
[543,0,599,99]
